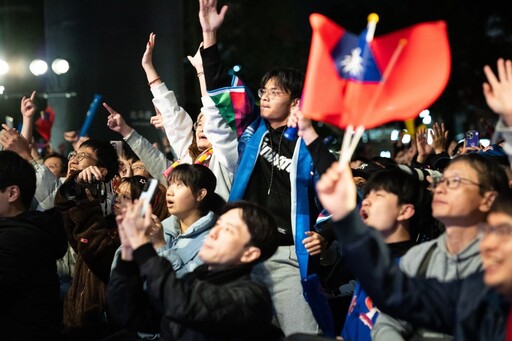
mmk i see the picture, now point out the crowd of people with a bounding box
[1,0,512,340]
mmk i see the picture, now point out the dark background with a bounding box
[0,0,511,154]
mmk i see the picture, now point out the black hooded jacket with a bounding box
[0,208,67,340]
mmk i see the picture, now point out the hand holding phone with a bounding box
[139,178,158,217]
[465,130,480,148]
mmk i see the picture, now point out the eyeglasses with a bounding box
[480,223,512,238]
[257,88,284,100]
[193,121,204,130]
[430,175,482,190]
[68,151,98,163]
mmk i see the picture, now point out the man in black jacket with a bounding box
[107,200,283,340]
[0,150,68,340]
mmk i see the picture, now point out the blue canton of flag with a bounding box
[331,29,382,82]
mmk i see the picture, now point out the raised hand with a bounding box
[116,213,134,261]
[187,43,204,73]
[199,0,228,48]
[316,162,357,221]
[147,214,166,249]
[149,106,164,130]
[142,32,162,87]
[142,32,156,69]
[483,58,512,126]
[0,124,32,160]
[76,165,107,183]
[431,122,448,154]
[64,131,90,151]
[121,200,153,250]
[415,127,433,164]
[20,90,37,119]
[104,102,133,137]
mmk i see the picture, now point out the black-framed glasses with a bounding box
[479,222,512,238]
[67,151,98,163]
[257,88,284,100]
[431,175,482,190]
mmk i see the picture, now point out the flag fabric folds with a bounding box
[207,74,257,139]
[301,14,451,129]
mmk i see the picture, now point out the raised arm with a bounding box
[104,102,169,185]
[188,43,207,97]
[140,33,194,162]
[142,32,163,88]
[20,91,36,142]
[483,58,512,126]
[199,0,228,49]
[483,58,512,166]
[317,163,457,333]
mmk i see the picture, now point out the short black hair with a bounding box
[168,164,225,215]
[79,139,119,182]
[260,68,305,100]
[364,168,433,241]
[450,153,508,196]
[490,187,512,216]
[44,152,68,177]
[0,151,36,210]
[220,201,279,263]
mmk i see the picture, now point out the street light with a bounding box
[51,58,69,75]
[29,59,48,76]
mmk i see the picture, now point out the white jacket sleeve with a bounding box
[151,82,194,161]
[124,129,170,185]
[33,163,63,210]
[201,95,238,173]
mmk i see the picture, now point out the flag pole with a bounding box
[342,13,380,132]
[338,13,379,165]
[359,38,408,125]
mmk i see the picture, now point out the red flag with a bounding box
[301,14,451,129]
[35,106,55,141]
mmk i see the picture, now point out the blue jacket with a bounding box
[229,116,316,279]
[158,211,217,278]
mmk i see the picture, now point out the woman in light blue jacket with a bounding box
[112,164,225,278]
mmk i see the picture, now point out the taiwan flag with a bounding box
[300,14,451,129]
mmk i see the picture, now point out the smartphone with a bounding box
[465,130,479,148]
[139,178,158,217]
[5,116,13,129]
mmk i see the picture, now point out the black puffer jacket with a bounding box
[0,208,68,340]
[107,243,284,341]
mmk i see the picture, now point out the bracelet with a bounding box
[196,71,204,77]
[148,77,160,86]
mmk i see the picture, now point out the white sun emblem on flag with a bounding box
[340,47,364,77]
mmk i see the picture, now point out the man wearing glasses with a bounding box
[54,139,121,339]
[370,153,508,340]
[314,156,512,340]
[197,0,336,336]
